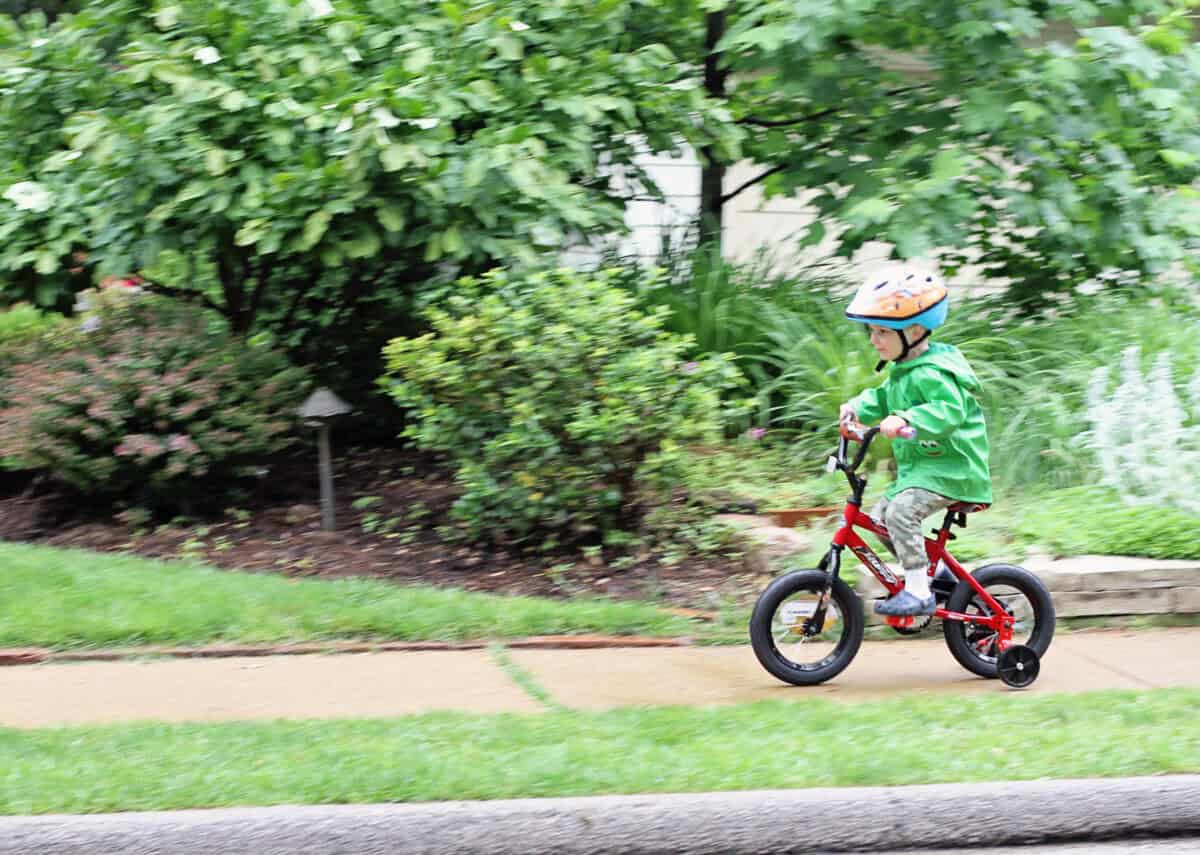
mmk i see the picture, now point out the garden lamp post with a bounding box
[297,388,352,532]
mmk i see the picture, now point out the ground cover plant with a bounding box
[2,471,1197,654]
[0,689,1195,814]
[627,251,1200,498]
[0,541,698,649]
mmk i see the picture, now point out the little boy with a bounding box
[839,263,992,617]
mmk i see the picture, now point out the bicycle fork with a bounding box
[804,547,842,637]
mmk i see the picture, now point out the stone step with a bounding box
[853,555,1200,619]
[1022,555,1200,593]
[725,509,1200,619]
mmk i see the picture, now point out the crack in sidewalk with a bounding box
[1058,640,1157,689]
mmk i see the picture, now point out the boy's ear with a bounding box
[905,323,928,338]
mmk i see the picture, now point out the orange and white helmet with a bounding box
[845,263,948,331]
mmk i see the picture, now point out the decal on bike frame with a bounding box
[850,544,900,586]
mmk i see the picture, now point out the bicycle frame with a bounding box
[812,423,1015,648]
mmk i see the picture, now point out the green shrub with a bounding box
[0,1,79,21]
[0,291,309,510]
[614,248,872,459]
[0,302,71,388]
[0,303,75,468]
[0,301,58,338]
[1015,486,1200,560]
[946,287,1200,489]
[676,438,847,511]
[381,268,745,544]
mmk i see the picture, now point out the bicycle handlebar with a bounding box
[834,421,917,475]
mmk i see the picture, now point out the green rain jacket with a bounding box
[848,342,993,504]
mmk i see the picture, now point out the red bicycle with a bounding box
[749,422,1055,689]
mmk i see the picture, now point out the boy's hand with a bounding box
[880,415,910,438]
[838,403,857,424]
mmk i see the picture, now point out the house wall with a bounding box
[604,147,997,292]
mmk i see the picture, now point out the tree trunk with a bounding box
[699,10,728,249]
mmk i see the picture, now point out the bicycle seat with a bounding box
[948,502,989,514]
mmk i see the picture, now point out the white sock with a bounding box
[905,569,931,599]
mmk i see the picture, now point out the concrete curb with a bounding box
[0,635,693,667]
[2,775,1198,854]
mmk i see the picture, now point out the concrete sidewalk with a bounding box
[2,627,1197,727]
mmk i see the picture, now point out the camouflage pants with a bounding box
[869,488,956,574]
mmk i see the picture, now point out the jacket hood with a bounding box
[893,342,981,392]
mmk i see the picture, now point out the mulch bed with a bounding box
[0,447,760,610]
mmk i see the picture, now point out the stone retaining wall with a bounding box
[1022,555,1200,618]
[724,512,1200,618]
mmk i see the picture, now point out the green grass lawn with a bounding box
[1,689,1195,814]
[0,542,696,649]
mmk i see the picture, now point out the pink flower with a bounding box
[681,362,700,374]
[167,434,201,455]
[746,427,767,440]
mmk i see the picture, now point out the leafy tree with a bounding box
[0,1,79,22]
[691,0,1200,302]
[0,0,738,339]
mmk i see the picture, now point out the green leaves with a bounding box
[381,268,744,544]
[299,210,331,250]
[844,197,894,226]
[1159,149,1197,169]
[0,0,727,328]
[930,148,966,183]
[713,0,1200,296]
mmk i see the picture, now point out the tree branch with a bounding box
[720,163,787,204]
[739,83,935,129]
[136,277,225,315]
[739,107,839,128]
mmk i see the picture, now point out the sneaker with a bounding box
[874,590,937,617]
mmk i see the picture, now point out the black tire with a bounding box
[943,563,1056,679]
[750,570,864,686]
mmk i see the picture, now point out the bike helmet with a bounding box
[846,262,948,370]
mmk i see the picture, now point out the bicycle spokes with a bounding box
[960,585,1037,661]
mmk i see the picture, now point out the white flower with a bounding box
[31,38,48,48]
[352,100,370,115]
[154,5,181,29]
[335,117,353,133]
[343,46,362,63]
[3,181,54,213]
[372,107,402,128]
[307,0,334,17]
[1087,345,1200,513]
[509,20,530,31]
[412,117,439,130]
[193,46,221,65]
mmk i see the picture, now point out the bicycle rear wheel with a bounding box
[750,569,864,686]
[942,563,1055,679]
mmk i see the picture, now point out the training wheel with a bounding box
[996,644,1040,689]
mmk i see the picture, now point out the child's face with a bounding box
[867,324,904,361]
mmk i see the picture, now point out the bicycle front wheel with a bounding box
[749,569,864,686]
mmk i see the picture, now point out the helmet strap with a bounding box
[875,327,931,372]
